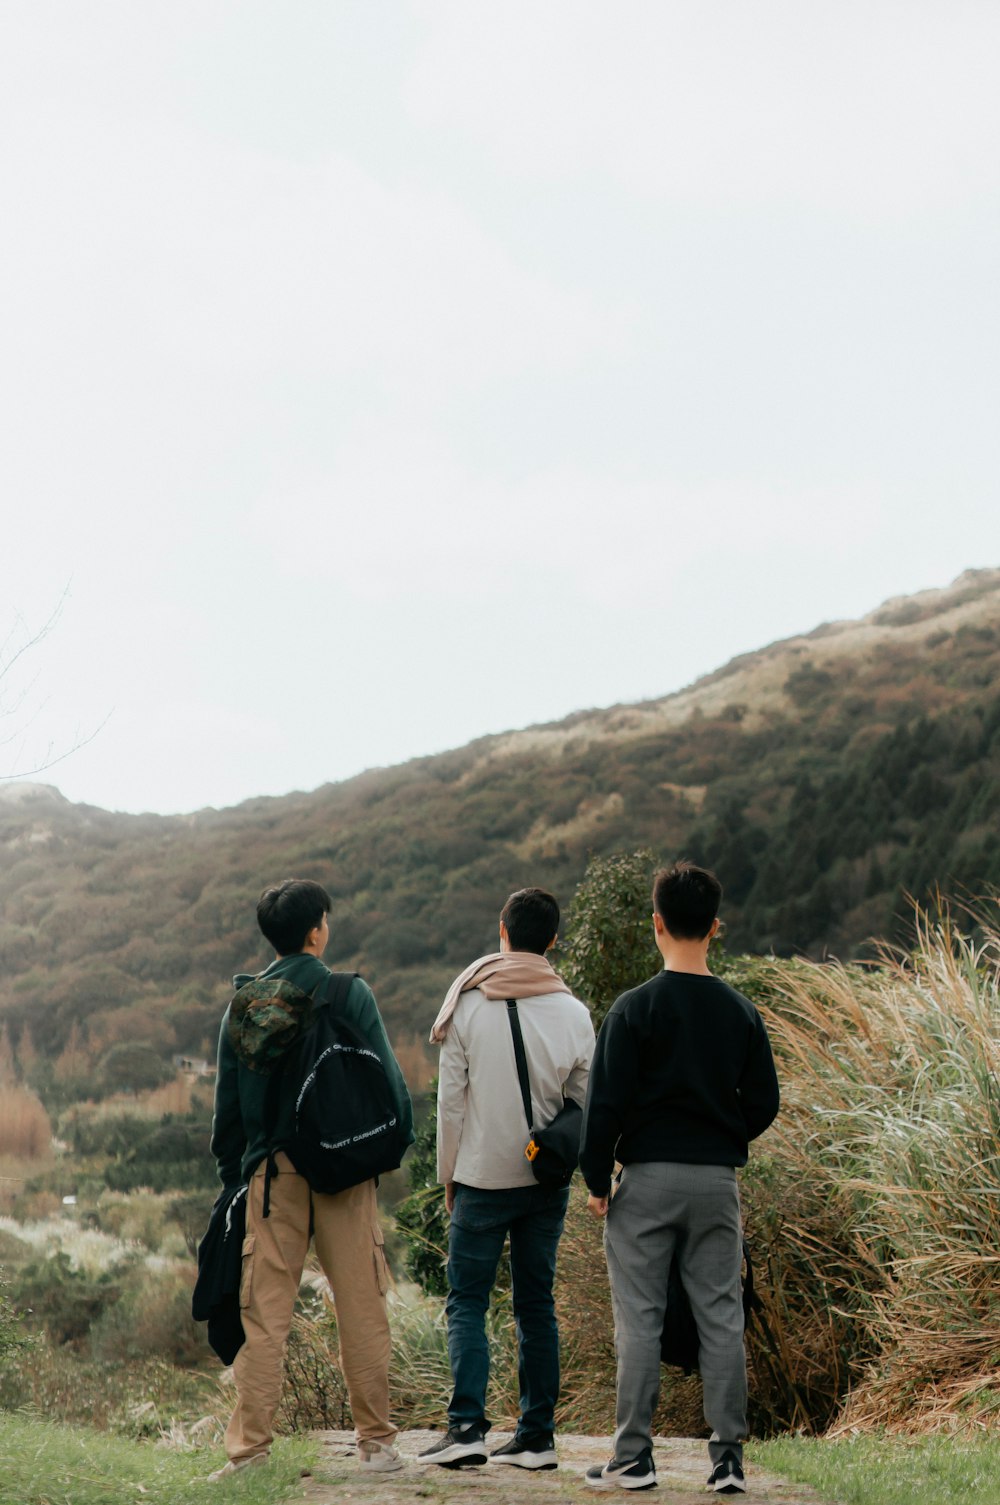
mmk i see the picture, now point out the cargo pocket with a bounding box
[372,1224,388,1296]
[239,1234,255,1310]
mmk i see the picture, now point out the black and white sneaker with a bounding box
[706,1451,746,1493]
[418,1425,488,1468]
[585,1447,657,1490]
[489,1434,558,1470]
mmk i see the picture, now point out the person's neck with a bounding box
[658,941,713,976]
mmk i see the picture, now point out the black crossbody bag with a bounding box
[505,998,582,1189]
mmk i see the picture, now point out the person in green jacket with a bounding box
[209,878,413,1481]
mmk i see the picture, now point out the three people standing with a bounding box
[209,864,778,1492]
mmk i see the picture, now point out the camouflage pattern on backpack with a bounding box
[227,978,316,1073]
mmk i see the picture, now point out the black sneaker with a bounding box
[418,1425,488,1468]
[706,1451,746,1494]
[489,1434,557,1470]
[585,1448,657,1490]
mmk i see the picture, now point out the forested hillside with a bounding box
[0,568,997,1076]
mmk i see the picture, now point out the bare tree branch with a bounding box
[0,588,109,783]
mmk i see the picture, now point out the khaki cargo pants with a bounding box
[225,1152,395,1462]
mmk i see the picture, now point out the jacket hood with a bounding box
[232,953,329,992]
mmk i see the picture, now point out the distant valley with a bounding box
[0,567,997,1069]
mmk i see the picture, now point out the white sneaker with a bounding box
[358,1439,405,1473]
[206,1453,269,1482]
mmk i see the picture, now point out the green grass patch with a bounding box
[0,1413,315,1505]
[751,1434,1000,1505]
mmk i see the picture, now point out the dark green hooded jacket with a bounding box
[210,952,414,1187]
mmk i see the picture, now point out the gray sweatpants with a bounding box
[603,1161,747,1467]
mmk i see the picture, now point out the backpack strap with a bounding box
[260,971,358,1217]
[315,970,358,1014]
[505,999,535,1134]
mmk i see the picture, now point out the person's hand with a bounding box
[445,1181,456,1215]
[587,1193,609,1218]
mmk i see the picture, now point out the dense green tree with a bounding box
[558,850,661,1029]
[97,1042,173,1094]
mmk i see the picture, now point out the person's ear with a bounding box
[652,912,665,936]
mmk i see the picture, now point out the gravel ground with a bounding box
[293,1430,833,1504]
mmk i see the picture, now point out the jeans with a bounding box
[445,1181,570,1438]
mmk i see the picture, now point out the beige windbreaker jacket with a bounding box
[436,986,595,1189]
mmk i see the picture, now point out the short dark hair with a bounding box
[500,887,560,954]
[257,878,331,956]
[652,863,722,941]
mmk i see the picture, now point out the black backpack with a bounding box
[229,970,408,1213]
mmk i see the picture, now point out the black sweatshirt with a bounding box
[579,969,780,1197]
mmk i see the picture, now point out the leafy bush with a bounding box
[394,1090,448,1297]
[65,1111,216,1194]
[10,1249,128,1347]
[97,1043,174,1094]
[90,1190,171,1253]
[558,849,660,1027]
[0,1274,33,1370]
[167,1190,217,1258]
[88,1262,207,1368]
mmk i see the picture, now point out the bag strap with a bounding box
[314,970,358,1014]
[505,999,534,1134]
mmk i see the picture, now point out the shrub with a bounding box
[69,1112,217,1195]
[394,1091,448,1298]
[277,1309,351,1433]
[10,1249,128,1347]
[91,1190,171,1253]
[558,849,660,1027]
[97,1043,174,1094]
[103,1131,217,1195]
[0,1274,33,1370]
[167,1190,217,1258]
[88,1262,208,1368]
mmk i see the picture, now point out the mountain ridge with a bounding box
[0,566,997,1077]
[4,566,996,818]
[478,566,999,763]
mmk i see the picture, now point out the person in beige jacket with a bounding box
[420,888,594,1473]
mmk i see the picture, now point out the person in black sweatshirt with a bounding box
[580,863,779,1496]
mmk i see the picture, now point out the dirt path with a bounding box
[294,1430,831,1504]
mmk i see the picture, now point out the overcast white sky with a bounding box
[2,1,998,815]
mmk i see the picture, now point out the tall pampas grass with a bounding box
[753,901,1000,1432]
[0,1085,52,1159]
